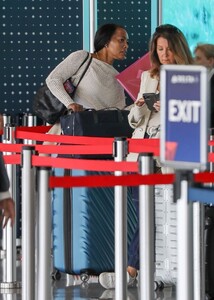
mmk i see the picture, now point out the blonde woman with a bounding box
[99,24,193,290]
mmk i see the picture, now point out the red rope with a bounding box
[49,173,175,188]
[33,156,139,172]
[194,172,214,183]
[49,172,214,188]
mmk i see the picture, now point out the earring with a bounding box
[105,44,108,48]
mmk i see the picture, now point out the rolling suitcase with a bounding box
[52,168,138,280]
[154,184,177,287]
[154,184,214,296]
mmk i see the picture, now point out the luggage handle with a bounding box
[67,107,126,124]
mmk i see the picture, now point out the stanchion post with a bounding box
[22,113,38,145]
[22,113,37,127]
[113,137,128,300]
[176,171,194,300]
[138,153,155,300]
[2,114,12,128]
[21,146,36,300]
[0,124,21,291]
[192,195,205,300]
[37,167,52,300]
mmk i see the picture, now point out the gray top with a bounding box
[46,50,126,110]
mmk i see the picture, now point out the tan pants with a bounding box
[43,122,61,146]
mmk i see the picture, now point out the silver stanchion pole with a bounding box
[37,167,52,300]
[22,113,37,145]
[21,146,35,300]
[0,124,21,291]
[89,0,96,53]
[2,115,12,128]
[193,198,205,300]
[22,113,37,127]
[113,137,128,300]
[176,171,194,300]
[138,153,154,300]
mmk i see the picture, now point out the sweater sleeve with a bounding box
[0,191,11,201]
[128,105,149,129]
[137,71,148,100]
[46,50,90,108]
[128,71,150,128]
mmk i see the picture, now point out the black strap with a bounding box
[76,52,90,73]
[75,53,92,89]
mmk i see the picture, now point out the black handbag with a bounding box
[33,53,92,125]
[60,108,134,158]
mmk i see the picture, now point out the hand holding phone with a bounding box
[143,93,160,111]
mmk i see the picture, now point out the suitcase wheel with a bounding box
[205,216,214,229]
[205,294,214,300]
[51,270,61,281]
[80,273,89,282]
[154,281,164,291]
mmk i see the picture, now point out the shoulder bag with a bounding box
[33,52,92,125]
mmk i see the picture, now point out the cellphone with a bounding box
[143,93,159,111]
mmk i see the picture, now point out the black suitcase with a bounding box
[60,109,133,159]
[60,109,134,139]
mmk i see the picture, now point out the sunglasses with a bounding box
[155,24,181,34]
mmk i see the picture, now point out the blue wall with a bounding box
[0,0,151,115]
[0,0,83,115]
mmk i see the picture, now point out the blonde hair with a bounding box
[194,43,214,59]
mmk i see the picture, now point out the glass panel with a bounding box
[162,0,214,52]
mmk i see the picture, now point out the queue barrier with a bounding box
[1,124,214,300]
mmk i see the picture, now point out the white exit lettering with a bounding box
[168,99,201,123]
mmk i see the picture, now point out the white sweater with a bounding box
[46,50,126,110]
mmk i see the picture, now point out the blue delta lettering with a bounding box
[169,99,200,123]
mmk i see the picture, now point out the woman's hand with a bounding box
[135,98,145,107]
[67,103,84,112]
[0,198,15,228]
[153,100,160,112]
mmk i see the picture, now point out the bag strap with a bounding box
[75,52,93,89]
[77,52,90,71]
